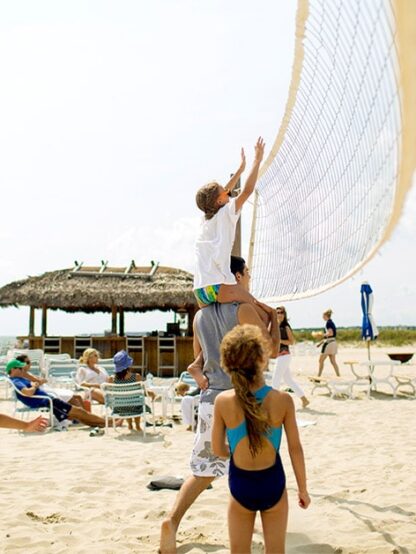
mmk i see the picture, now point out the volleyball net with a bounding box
[249,0,416,301]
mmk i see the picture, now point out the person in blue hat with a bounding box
[112,350,155,432]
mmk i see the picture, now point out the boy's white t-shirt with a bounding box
[194,197,241,289]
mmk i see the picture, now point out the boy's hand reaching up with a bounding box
[254,137,265,164]
[239,148,246,173]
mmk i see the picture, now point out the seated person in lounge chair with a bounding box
[75,348,110,404]
[175,382,201,431]
[15,354,86,409]
[110,350,156,432]
[8,359,116,429]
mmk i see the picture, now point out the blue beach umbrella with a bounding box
[361,282,379,360]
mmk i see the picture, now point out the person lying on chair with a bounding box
[8,359,118,429]
[14,354,86,409]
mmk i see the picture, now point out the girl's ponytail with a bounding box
[221,324,271,456]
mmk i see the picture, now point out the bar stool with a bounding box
[74,336,92,359]
[126,335,147,377]
[157,336,177,377]
[43,337,62,355]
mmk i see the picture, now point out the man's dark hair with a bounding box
[16,354,29,364]
[230,256,246,276]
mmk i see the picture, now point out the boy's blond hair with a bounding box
[196,182,221,220]
[175,382,190,396]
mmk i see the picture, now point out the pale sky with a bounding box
[0,0,415,337]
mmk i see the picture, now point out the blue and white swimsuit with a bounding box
[226,385,286,511]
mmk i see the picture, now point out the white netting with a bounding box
[249,0,415,301]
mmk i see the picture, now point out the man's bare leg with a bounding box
[67,406,115,428]
[160,475,214,554]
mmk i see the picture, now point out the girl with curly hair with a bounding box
[212,324,310,553]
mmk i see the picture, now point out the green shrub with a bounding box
[293,327,416,347]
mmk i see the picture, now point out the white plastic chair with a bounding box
[8,349,45,374]
[44,353,71,363]
[0,366,11,399]
[101,381,155,436]
[6,376,54,428]
[47,359,79,388]
[177,371,198,390]
[97,359,116,377]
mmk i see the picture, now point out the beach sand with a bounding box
[1,345,415,553]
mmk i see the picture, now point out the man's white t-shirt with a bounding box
[193,197,241,289]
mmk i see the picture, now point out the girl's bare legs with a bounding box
[260,489,288,554]
[134,416,142,431]
[329,354,340,376]
[217,283,269,327]
[228,496,256,553]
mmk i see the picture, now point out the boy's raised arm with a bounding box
[235,137,265,212]
[224,148,246,194]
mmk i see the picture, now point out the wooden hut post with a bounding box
[41,305,47,337]
[29,307,35,336]
[111,305,118,335]
[119,306,125,337]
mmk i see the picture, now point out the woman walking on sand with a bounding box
[272,306,309,409]
[317,309,340,377]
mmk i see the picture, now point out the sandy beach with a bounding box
[1,345,415,553]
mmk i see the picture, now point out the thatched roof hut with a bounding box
[0,262,197,336]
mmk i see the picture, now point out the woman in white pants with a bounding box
[272,306,309,408]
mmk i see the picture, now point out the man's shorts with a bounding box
[51,398,72,422]
[193,284,221,306]
[189,401,229,478]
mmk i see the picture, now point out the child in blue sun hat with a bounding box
[112,350,154,432]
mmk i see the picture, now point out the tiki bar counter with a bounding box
[0,262,198,376]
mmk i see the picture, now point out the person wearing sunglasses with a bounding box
[272,307,309,409]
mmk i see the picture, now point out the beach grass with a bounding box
[294,326,416,347]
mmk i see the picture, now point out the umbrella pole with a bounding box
[367,341,373,387]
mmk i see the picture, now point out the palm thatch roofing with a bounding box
[0,264,197,313]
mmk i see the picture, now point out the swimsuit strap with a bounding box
[253,384,272,402]
[226,385,282,454]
